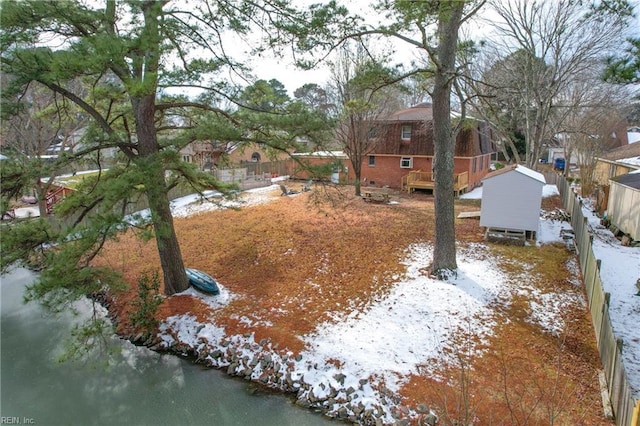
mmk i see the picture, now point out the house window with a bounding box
[251,152,261,162]
[400,157,413,168]
[368,155,376,166]
[182,155,191,163]
[473,157,477,173]
[368,127,378,139]
[401,125,412,140]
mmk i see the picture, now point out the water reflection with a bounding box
[1,268,333,425]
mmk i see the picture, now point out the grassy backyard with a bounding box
[95,186,610,425]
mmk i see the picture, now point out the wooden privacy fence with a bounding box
[557,177,640,426]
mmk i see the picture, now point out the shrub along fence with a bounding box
[557,176,640,426]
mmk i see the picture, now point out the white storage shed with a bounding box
[480,164,545,239]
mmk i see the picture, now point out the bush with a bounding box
[130,270,163,334]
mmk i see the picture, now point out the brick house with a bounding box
[179,140,291,172]
[294,103,496,192]
[364,103,496,192]
[294,103,497,192]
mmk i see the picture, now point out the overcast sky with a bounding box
[255,0,640,96]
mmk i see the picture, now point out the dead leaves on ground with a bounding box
[96,188,607,425]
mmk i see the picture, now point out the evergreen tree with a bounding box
[355,0,485,277]
[0,0,348,311]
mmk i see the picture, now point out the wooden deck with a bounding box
[401,170,469,196]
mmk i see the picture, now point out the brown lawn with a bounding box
[95,185,610,425]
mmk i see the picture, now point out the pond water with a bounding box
[0,268,334,425]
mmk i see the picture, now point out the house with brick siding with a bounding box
[294,103,497,193]
[370,103,497,192]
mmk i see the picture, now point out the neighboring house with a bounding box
[480,164,545,240]
[547,122,629,166]
[225,142,290,165]
[45,127,118,165]
[547,146,579,165]
[593,143,640,215]
[593,143,640,185]
[180,141,291,169]
[293,103,497,192]
[179,140,226,171]
[291,151,349,183]
[545,134,579,165]
[607,171,640,241]
[364,103,496,192]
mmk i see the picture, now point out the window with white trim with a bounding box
[400,157,413,168]
[401,125,411,140]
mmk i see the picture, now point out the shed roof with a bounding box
[482,164,545,184]
[611,170,640,190]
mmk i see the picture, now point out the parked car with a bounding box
[553,158,565,171]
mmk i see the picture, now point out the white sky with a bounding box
[256,0,640,96]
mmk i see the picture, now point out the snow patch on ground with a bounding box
[171,186,280,218]
[300,243,507,392]
[581,199,640,394]
[180,283,235,309]
[153,181,639,419]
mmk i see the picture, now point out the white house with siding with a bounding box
[607,170,640,241]
[480,164,545,239]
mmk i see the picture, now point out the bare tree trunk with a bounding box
[133,94,189,295]
[354,177,362,197]
[430,2,464,277]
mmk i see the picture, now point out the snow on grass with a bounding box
[171,185,280,218]
[155,181,639,418]
[527,285,586,337]
[124,184,281,224]
[155,230,584,422]
[537,216,573,245]
[181,284,235,309]
[465,182,639,396]
[459,186,482,200]
[300,243,507,392]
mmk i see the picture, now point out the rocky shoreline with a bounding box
[119,314,438,426]
[91,278,436,424]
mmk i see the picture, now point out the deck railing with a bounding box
[402,170,469,195]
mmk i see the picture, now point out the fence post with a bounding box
[590,258,601,309]
[585,252,596,308]
[631,398,640,426]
